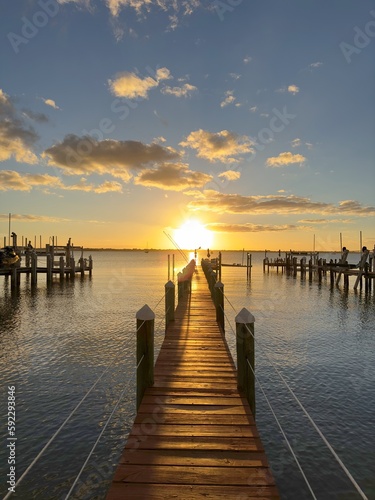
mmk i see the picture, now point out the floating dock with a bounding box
[106,264,279,499]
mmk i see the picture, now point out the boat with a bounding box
[0,247,20,268]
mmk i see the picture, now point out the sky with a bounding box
[0,0,374,251]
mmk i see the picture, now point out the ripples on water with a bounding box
[0,251,374,499]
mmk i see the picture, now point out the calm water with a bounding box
[0,250,374,500]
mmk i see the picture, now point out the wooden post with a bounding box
[59,256,64,280]
[236,308,255,417]
[247,253,251,280]
[354,249,369,290]
[46,253,52,284]
[214,281,224,334]
[70,258,75,279]
[336,249,349,285]
[165,280,175,331]
[168,254,170,281]
[10,267,21,291]
[79,257,85,277]
[31,252,37,285]
[88,255,93,277]
[136,304,155,411]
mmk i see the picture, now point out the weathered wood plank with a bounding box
[107,483,279,499]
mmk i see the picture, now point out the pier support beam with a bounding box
[236,308,255,417]
[136,304,155,411]
[31,252,37,285]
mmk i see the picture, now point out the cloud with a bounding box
[288,84,299,94]
[22,109,49,123]
[180,129,253,163]
[277,84,300,95]
[43,98,60,109]
[243,56,252,64]
[0,89,39,164]
[43,135,181,180]
[229,73,241,80]
[220,90,236,107]
[134,162,212,191]
[218,170,241,181]
[106,0,202,18]
[186,190,375,216]
[298,218,353,224]
[161,83,197,98]
[0,170,122,193]
[108,67,171,99]
[0,170,61,191]
[266,151,306,167]
[291,138,301,148]
[309,61,323,69]
[206,222,298,233]
[249,106,257,113]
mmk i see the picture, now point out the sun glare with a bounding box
[173,220,214,250]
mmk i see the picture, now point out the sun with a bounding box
[173,220,214,250]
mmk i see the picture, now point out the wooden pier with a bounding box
[0,240,92,290]
[106,262,279,499]
[263,249,375,292]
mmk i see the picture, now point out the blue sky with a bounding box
[0,0,374,250]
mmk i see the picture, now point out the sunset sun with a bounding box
[173,220,214,250]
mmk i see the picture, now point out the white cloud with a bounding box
[218,170,241,181]
[291,138,301,148]
[43,98,60,109]
[161,83,197,98]
[266,151,306,167]
[108,67,171,99]
[180,129,253,163]
[220,90,236,108]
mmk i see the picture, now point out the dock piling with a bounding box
[236,307,256,417]
[136,304,155,411]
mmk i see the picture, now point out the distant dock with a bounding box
[263,250,375,292]
[0,239,92,291]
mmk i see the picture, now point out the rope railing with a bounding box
[245,357,318,499]
[240,319,368,500]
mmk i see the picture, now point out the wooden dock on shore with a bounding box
[106,263,279,499]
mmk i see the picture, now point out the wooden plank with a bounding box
[112,464,273,485]
[124,436,264,451]
[129,423,259,438]
[107,483,279,499]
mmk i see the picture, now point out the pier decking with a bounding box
[106,267,279,499]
